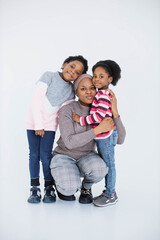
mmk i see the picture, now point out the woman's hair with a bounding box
[73,74,92,92]
[92,60,121,86]
[63,55,88,74]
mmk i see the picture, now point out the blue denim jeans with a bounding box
[27,130,55,186]
[95,129,118,196]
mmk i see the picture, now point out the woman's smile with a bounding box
[85,95,94,100]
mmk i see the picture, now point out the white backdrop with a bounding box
[0,0,160,240]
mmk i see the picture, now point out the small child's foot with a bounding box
[43,186,56,203]
[93,192,118,207]
[28,186,41,204]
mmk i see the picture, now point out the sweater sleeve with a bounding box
[58,105,96,150]
[31,72,52,130]
[80,93,112,126]
[114,117,126,144]
[31,82,47,130]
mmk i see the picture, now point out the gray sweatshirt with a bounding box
[53,101,126,160]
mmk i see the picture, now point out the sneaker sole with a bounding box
[42,197,56,203]
[43,200,56,203]
[93,199,118,207]
[79,198,93,204]
[27,199,41,204]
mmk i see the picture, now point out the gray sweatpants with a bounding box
[50,152,108,196]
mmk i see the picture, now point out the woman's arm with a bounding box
[108,89,126,144]
[114,117,126,144]
[58,104,115,150]
[59,105,95,149]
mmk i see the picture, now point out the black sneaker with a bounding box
[57,190,76,201]
[79,188,93,204]
[28,186,41,204]
[42,186,56,203]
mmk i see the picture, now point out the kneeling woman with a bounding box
[50,74,125,204]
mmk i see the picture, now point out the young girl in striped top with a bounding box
[72,60,121,207]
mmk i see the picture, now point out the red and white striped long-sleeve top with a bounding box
[80,89,113,139]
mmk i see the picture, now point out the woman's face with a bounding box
[76,78,96,106]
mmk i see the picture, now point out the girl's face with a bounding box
[76,78,96,106]
[92,67,113,90]
[61,60,84,82]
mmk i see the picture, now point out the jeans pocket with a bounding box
[111,129,118,146]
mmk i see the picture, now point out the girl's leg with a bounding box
[27,130,41,186]
[40,131,55,187]
[95,130,118,196]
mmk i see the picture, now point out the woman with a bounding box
[50,74,126,204]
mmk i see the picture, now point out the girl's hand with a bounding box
[35,129,45,137]
[72,113,80,123]
[93,118,115,136]
[108,89,120,118]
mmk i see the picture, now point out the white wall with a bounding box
[0,0,160,238]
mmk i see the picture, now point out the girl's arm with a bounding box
[74,93,112,126]
[31,72,52,131]
[31,82,47,131]
[59,104,115,150]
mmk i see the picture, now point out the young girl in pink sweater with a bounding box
[26,55,88,204]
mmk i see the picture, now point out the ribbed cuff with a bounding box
[45,180,54,187]
[31,178,40,186]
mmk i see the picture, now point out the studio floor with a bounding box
[0,166,160,240]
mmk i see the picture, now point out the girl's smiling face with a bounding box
[61,60,84,82]
[92,67,113,90]
[76,78,96,106]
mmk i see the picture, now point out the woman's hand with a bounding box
[108,89,120,118]
[93,118,115,136]
[35,129,45,137]
[72,113,80,123]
